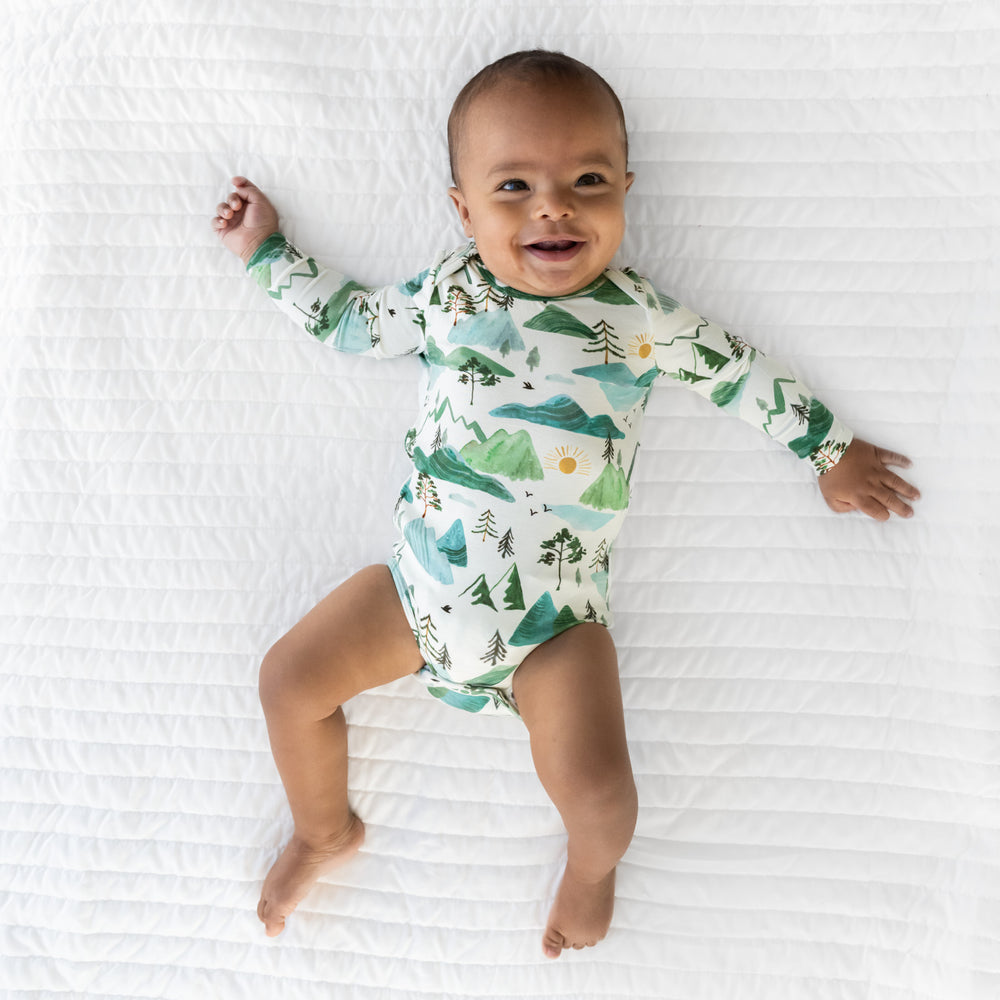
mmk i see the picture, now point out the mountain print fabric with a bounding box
[248,235,853,715]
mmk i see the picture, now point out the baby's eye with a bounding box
[576,173,606,187]
[498,178,528,192]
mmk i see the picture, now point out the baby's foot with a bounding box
[542,865,616,959]
[257,814,365,937]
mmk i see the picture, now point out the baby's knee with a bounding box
[258,639,293,715]
[599,767,638,826]
[257,636,329,718]
[572,759,638,830]
[569,768,638,861]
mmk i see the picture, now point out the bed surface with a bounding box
[2,2,999,998]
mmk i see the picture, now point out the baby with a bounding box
[212,50,919,959]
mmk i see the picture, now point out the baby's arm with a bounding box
[212,177,427,359]
[817,438,920,520]
[212,177,280,264]
[646,293,920,521]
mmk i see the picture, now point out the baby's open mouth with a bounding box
[531,240,578,251]
[525,240,584,260]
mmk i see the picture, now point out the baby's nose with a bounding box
[533,187,575,219]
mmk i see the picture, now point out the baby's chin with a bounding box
[486,250,612,298]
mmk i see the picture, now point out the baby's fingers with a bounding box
[876,447,913,471]
[881,489,915,520]
[884,468,921,503]
[859,471,919,521]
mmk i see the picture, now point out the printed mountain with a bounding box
[579,462,629,511]
[460,429,544,481]
[509,592,585,646]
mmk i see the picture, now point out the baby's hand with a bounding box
[212,177,280,264]
[818,438,920,521]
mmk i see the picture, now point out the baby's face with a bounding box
[449,82,634,298]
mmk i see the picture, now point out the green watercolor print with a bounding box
[427,687,491,713]
[489,395,625,440]
[463,664,517,687]
[788,397,835,458]
[398,268,429,296]
[424,337,515,378]
[572,362,642,386]
[656,290,681,314]
[460,429,544,481]
[426,395,488,444]
[523,305,596,339]
[693,342,731,374]
[403,517,467,585]
[591,280,637,305]
[674,368,711,385]
[550,505,616,531]
[448,309,525,354]
[710,370,750,408]
[412,446,515,503]
[461,573,497,610]
[404,519,454,585]
[578,463,630,511]
[502,563,525,611]
[509,592,585,646]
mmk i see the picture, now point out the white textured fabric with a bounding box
[1,2,998,998]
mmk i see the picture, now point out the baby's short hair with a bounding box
[447,50,629,185]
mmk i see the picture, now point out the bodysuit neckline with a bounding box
[467,242,615,303]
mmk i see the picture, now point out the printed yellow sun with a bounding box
[544,445,592,476]
[629,332,654,360]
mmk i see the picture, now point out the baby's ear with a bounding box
[448,186,474,238]
[625,172,636,193]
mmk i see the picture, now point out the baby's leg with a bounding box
[512,624,637,959]
[256,564,424,936]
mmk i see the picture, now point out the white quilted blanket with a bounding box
[2,2,998,998]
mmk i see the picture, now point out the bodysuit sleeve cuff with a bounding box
[245,232,293,277]
[810,417,854,476]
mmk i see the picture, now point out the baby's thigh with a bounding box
[512,624,630,777]
[260,564,424,713]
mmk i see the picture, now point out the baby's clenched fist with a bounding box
[212,176,280,264]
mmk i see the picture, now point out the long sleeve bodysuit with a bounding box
[248,235,853,716]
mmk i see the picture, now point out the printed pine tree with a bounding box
[302,297,332,340]
[431,425,445,451]
[357,296,381,349]
[418,613,440,662]
[589,538,610,573]
[584,601,598,622]
[810,439,850,474]
[583,319,623,364]
[415,472,442,518]
[464,574,498,610]
[444,285,476,325]
[502,564,525,611]
[526,346,540,372]
[724,331,750,360]
[475,281,514,312]
[458,356,499,404]
[437,643,452,672]
[480,630,507,666]
[497,527,515,558]
[473,509,498,541]
[790,401,810,425]
[538,528,586,591]
[602,433,615,464]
